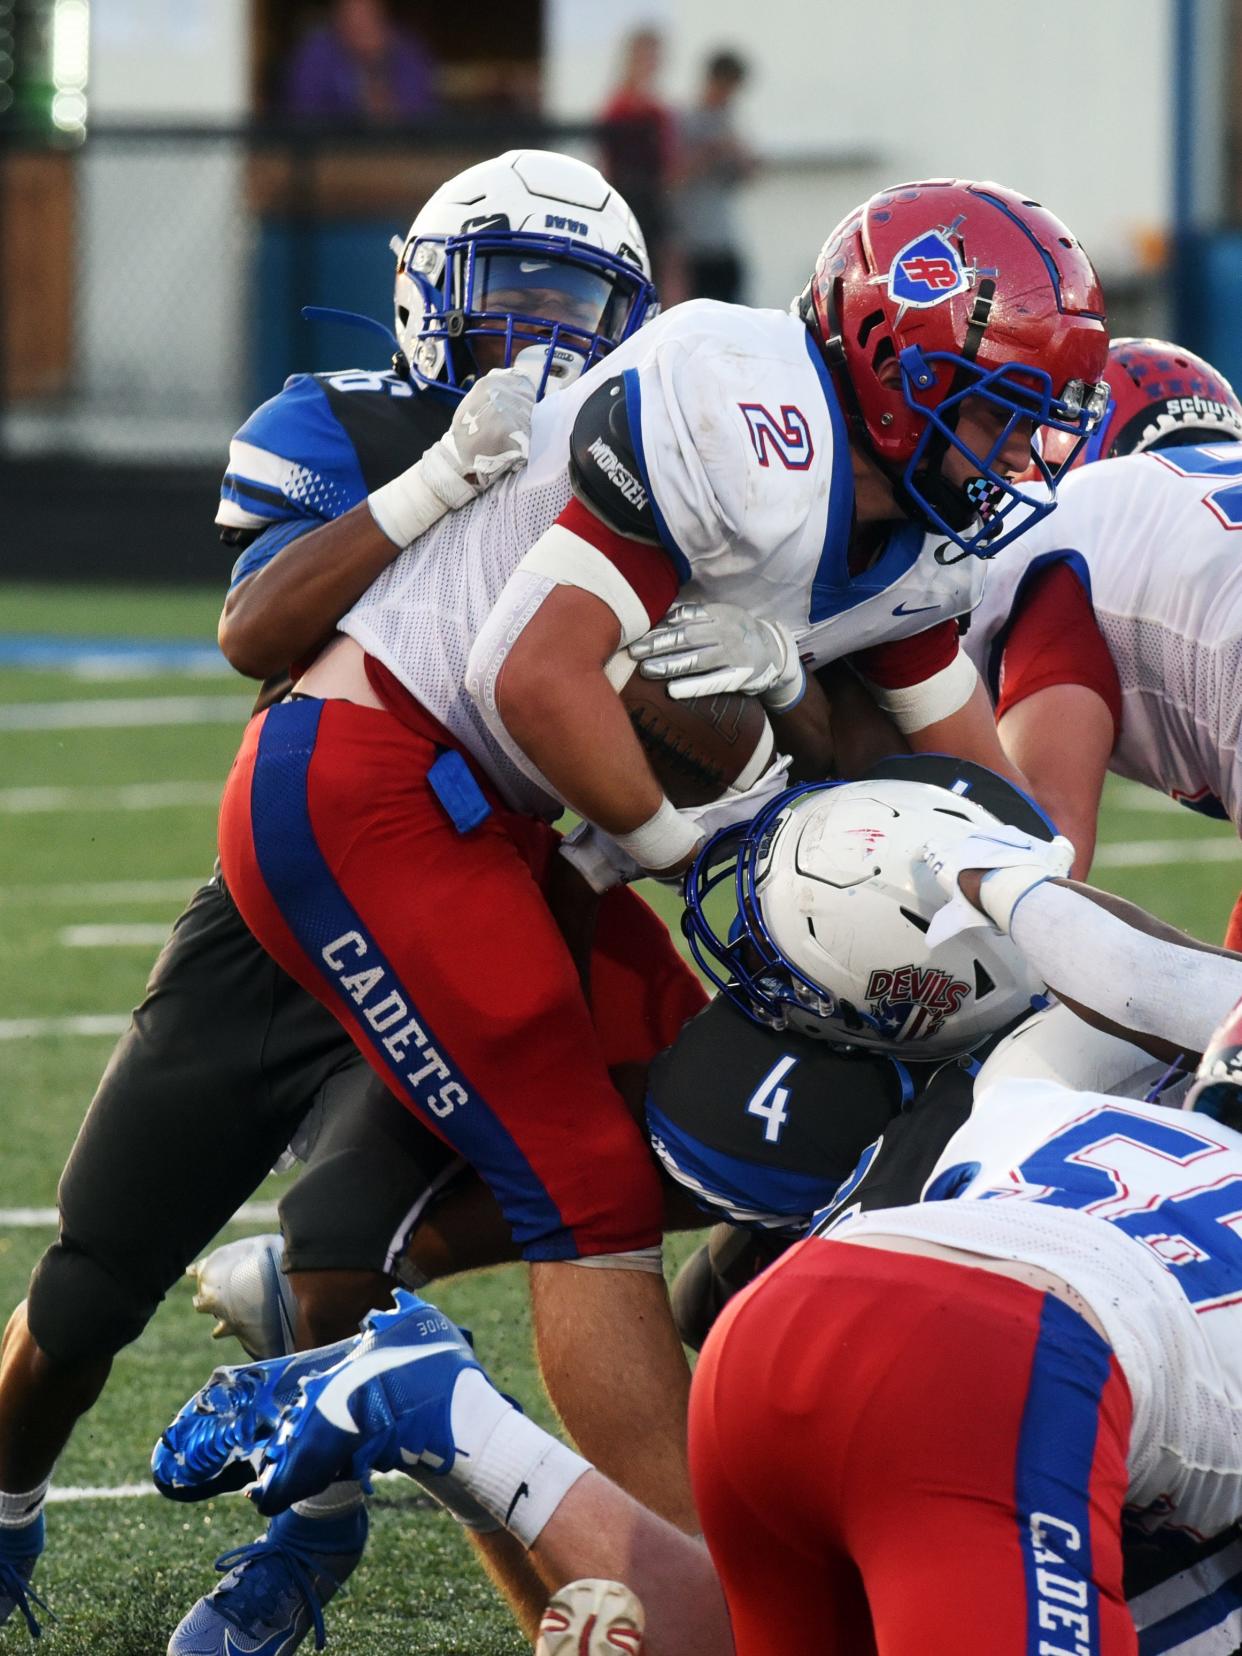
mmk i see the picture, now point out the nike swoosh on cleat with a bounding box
[223,1625,299,1656]
[891,601,939,616]
[313,1343,461,1433]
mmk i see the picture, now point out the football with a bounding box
[608,653,774,807]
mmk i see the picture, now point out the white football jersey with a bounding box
[826,1079,1242,1540]
[342,301,985,811]
[965,448,1242,827]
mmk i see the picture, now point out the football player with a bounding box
[208,180,1108,1635]
[152,832,1242,1656]
[960,337,1242,895]
[0,150,672,1652]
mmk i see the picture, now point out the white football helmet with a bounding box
[391,149,656,400]
[685,777,1045,1059]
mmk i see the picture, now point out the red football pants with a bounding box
[688,1239,1135,1655]
[219,697,705,1261]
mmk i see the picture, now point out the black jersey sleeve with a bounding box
[646,996,921,1229]
[808,1059,978,1234]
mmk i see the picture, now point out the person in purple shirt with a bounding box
[284,0,437,123]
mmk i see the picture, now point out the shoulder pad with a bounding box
[568,376,662,544]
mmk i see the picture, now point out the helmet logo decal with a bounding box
[864,964,970,1042]
[883,217,994,326]
[544,213,589,236]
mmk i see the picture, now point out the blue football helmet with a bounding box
[392,149,657,401]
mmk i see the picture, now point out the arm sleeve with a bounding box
[216,375,369,533]
[1009,880,1242,1052]
[995,561,1121,733]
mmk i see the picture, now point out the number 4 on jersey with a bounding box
[745,1056,798,1144]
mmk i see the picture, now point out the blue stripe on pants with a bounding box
[248,697,575,1259]
[1015,1294,1115,1655]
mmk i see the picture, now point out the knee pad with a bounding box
[25,1241,157,1363]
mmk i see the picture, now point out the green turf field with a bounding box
[0,582,1238,1654]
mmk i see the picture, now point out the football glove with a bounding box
[368,365,536,547]
[922,826,1075,948]
[630,602,805,711]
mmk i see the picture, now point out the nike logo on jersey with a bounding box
[891,601,939,616]
[313,1343,460,1434]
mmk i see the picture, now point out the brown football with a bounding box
[612,655,774,807]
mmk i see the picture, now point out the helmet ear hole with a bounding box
[858,310,885,350]
[899,906,930,935]
[974,961,996,999]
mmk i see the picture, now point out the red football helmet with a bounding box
[1041,336,1242,470]
[801,179,1110,558]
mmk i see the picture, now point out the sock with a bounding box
[445,1369,589,1547]
[291,1480,365,1522]
[0,1483,48,1536]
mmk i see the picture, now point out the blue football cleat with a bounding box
[252,1290,483,1517]
[0,1513,51,1638]
[166,1506,367,1655]
[154,1341,355,1503]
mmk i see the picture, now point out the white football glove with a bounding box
[629,602,806,711]
[367,365,536,547]
[922,826,1075,950]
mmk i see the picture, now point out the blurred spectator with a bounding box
[598,28,679,291]
[678,50,756,304]
[283,0,438,123]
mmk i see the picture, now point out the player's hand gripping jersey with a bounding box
[817,1079,1242,1543]
[964,447,1242,827]
[342,300,987,816]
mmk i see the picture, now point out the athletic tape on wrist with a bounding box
[978,866,1050,934]
[613,797,700,872]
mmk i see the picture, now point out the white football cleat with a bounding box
[536,1579,645,1655]
[188,1233,298,1360]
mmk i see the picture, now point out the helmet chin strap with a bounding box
[800,284,988,545]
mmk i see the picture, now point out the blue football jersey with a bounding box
[216,368,455,588]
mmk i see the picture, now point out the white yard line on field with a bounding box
[59,924,173,948]
[1092,838,1239,869]
[0,878,202,904]
[0,781,221,813]
[0,1013,131,1041]
[0,1201,278,1228]
[0,696,252,732]
[45,1468,408,1503]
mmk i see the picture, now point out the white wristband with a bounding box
[367,444,472,549]
[613,797,701,872]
